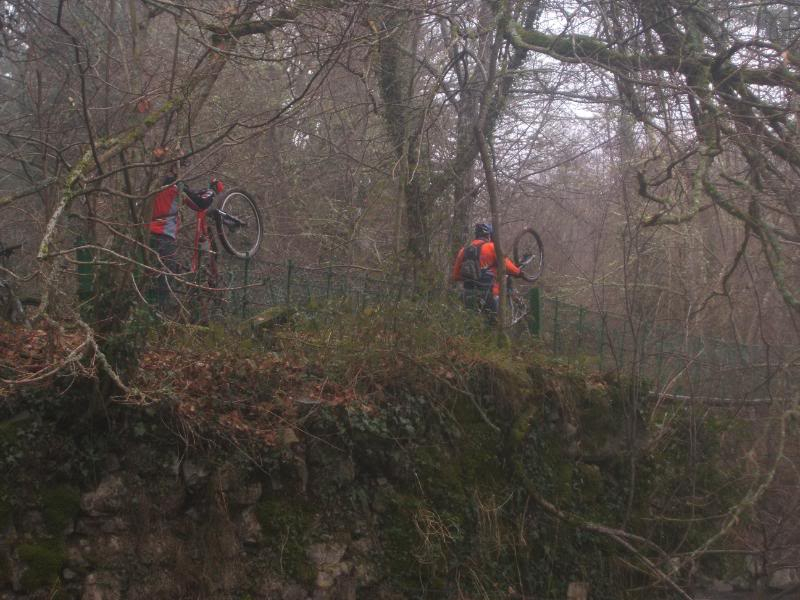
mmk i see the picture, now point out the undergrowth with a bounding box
[0,300,748,598]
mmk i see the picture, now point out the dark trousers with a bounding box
[463,284,497,316]
[149,233,179,306]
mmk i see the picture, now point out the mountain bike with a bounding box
[507,227,545,326]
[462,226,544,326]
[135,187,263,322]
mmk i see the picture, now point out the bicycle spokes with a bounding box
[513,228,544,282]
[219,211,246,228]
[216,190,263,259]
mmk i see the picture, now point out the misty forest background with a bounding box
[0,0,798,342]
[1,0,800,596]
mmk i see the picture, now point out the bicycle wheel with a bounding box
[512,227,544,283]
[215,190,263,259]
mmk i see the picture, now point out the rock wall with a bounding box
[0,409,382,600]
[0,355,770,599]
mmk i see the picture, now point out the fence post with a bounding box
[552,297,560,353]
[528,287,542,337]
[655,332,666,391]
[265,276,276,305]
[326,266,333,300]
[639,322,649,376]
[528,287,541,336]
[576,306,586,353]
[241,255,250,318]
[598,312,607,369]
[691,337,703,394]
[361,271,369,310]
[286,260,293,304]
[75,235,93,304]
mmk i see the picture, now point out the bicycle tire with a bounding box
[512,227,544,283]
[215,190,263,259]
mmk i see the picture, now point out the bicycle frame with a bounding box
[161,210,222,324]
[188,205,246,276]
[190,209,218,280]
[506,277,530,327]
[143,184,259,322]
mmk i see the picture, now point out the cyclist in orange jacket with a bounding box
[452,223,522,315]
[149,164,223,305]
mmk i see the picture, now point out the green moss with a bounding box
[18,540,65,592]
[378,492,425,582]
[0,484,12,531]
[412,396,507,515]
[0,420,18,445]
[528,429,578,504]
[575,463,604,501]
[143,97,176,127]
[454,402,505,489]
[414,445,467,509]
[0,413,33,445]
[0,550,12,588]
[0,297,743,598]
[0,501,11,532]
[255,495,315,583]
[42,485,81,534]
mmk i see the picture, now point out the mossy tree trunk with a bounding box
[372,0,538,286]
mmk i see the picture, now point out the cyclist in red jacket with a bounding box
[149,165,223,305]
[452,223,522,315]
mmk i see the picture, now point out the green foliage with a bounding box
[0,419,19,445]
[0,549,12,589]
[634,411,738,573]
[42,485,81,534]
[80,258,162,378]
[0,412,42,473]
[245,300,738,597]
[0,490,11,531]
[0,300,741,598]
[377,491,426,584]
[255,495,315,583]
[98,303,156,377]
[18,540,66,592]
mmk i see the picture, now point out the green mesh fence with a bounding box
[223,259,414,313]
[149,255,792,400]
[534,295,784,401]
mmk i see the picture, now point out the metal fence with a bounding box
[531,293,790,400]
[223,258,418,318]
[162,254,795,400]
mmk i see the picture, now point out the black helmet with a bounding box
[474,223,493,239]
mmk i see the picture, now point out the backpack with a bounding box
[459,241,489,287]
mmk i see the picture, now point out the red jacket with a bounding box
[150,178,215,239]
[452,239,521,296]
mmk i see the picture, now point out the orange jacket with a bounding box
[452,239,521,295]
